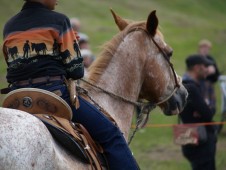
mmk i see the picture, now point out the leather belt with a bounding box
[13,76,63,86]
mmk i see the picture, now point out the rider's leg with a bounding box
[55,84,139,170]
[11,81,139,170]
[71,96,139,170]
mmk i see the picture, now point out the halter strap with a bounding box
[127,27,180,89]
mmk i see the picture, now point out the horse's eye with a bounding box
[167,50,173,58]
[164,45,173,59]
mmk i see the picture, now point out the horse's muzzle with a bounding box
[162,86,188,116]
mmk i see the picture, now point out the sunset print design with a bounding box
[3,27,78,64]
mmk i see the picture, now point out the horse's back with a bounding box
[0,108,58,170]
[0,107,90,170]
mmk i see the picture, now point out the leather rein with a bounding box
[79,27,180,145]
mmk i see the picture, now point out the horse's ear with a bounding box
[110,9,128,31]
[146,10,158,36]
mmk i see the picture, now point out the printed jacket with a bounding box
[3,2,83,83]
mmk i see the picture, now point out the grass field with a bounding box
[0,0,226,169]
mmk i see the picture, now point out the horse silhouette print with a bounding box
[31,42,47,55]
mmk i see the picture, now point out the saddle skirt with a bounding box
[3,88,72,120]
[2,88,107,170]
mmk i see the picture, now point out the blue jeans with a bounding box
[11,80,139,170]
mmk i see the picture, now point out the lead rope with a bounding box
[128,104,156,145]
[77,80,157,145]
[80,79,144,107]
[78,84,154,145]
[78,78,179,145]
[76,85,118,126]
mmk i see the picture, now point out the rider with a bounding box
[2,0,139,169]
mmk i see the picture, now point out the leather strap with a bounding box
[36,114,103,170]
[65,78,80,109]
[53,116,103,170]
[0,87,11,94]
[76,123,103,153]
[13,76,63,86]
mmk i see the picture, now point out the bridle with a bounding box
[79,27,181,144]
[127,27,180,90]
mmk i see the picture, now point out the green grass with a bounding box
[0,0,226,169]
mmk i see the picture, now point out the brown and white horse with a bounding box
[0,10,187,169]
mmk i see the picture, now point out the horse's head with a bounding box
[111,10,188,116]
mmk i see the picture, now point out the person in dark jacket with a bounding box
[2,0,139,169]
[180,54,217,170]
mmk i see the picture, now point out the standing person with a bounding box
[70,17,96,63]
[2,0,139,169]
[80,49,93,78]
[198,39,220,113]
[70,17,89,45]
[23,40,30,58]
[181,54,217,170]
[79,35,96,64]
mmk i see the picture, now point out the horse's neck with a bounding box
[88,33,146,140]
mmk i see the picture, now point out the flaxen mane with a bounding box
[87,21,149,84]
[87,19,165,86]
[87,32,124,84]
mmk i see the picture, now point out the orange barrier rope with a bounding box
[131,121,226,129]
